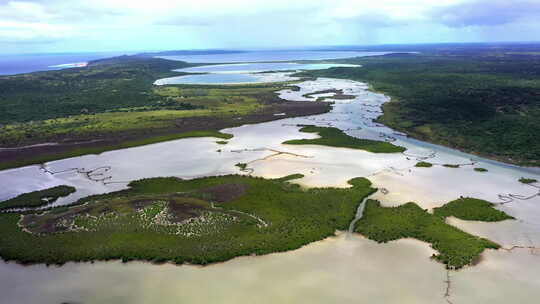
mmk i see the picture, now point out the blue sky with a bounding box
[1,0,540,54]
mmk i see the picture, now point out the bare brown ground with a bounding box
[0,101,330,168]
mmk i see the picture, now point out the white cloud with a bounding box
[0,0,539,53]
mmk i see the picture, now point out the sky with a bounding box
[1,0,540,54]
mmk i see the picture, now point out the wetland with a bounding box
[1,49,540,304]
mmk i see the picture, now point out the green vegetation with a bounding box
[235,163,248,170]
[296,51,540,166]
[519,177,538,184]
[283,125,406,153]
[216,141,228,145]
[355,200,500,269]
[443,164,460,168]
[0,56,198,125]
[302,89,356,101]
[0,81,281,147]
[0,186,76,210]
[0,175,376,265]
[433,197,514,222]
[0,130,233,171]
[415,161,433,168]
[474,168,488,172]
[0,55,332,170]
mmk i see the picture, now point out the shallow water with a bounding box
[157,50,391,63]
[2,77,539,239]
[178,62,359,74]
[154,62,359,85]
[0,234,448,304]
[1,75,539,303]
[156,73,264,84]
[2,234,536,304]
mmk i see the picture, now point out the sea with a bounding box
[0,52,127,75]
[0,50,389,76]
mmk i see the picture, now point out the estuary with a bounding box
[1,60,539,304]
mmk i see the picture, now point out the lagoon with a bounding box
[154,62,360,85]
[1,62,539,303]
[157,50,391,63]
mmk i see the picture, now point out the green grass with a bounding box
[0,55,291,147]
[0,130,233,171]
[433,197,514,222]
[355,200,500,269]
[0,87,270,146]
[216,141,228,145]
[283,125,406,153]
[415,161,433,168]
[519,177,538,184]
[0,186,76,210]
[474,168,488,172]
[0,174,376,265]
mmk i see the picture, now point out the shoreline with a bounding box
[0,101,331,171]
[1,76,538,269]
[362,84,540,169]
[0,231,445,269]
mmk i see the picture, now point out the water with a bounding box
[155,62,359,85]
[158,50,391,63]
[178,63,359,73]
[0,234,449,304]
[347,195,372,234]
[157,73,263,85]
[0,52,127,75]
[0,50,378,76]
[1,53,539,303]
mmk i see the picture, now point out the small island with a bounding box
[0,176,516,269]
[355,199,508,269]
[519,177,538,184]
[0,185,76,211]
[0,174,376,265]
[443,164,460,168]
[415,161,433,168]
[433,197,515,222]
[283,125,406,153]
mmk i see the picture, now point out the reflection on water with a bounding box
[0,234,448,304]
[2,234,537,304]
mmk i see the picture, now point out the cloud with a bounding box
[0,0,540,53]
[433,0,540,27]
[154,17,212,27]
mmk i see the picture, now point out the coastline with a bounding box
[0,101,331,171]
[359,83,540,169]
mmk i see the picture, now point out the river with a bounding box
[0,62,539,303]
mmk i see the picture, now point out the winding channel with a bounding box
[1,65,540,304]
